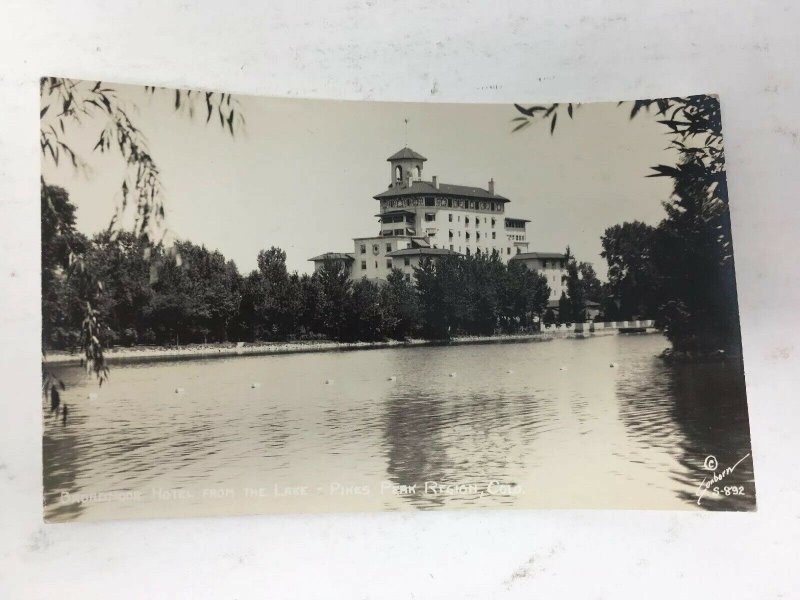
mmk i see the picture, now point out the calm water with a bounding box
[43,334,755,521]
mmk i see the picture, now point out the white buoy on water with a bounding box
[251,382,261,389]
[175,387,185,394]
[559,366,567,371]
[387,376,397,382]
[449,372,457,378]
[609,363,618,368]
[325,379,334,385]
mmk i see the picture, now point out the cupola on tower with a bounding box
[387,147,427,188]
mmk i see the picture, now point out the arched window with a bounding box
[415,166,421,178]
[395,165,403,182]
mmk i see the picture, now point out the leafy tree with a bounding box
[40,78,244,384]
[381,269,420,340]
[600,221,659,319]
[500,260,550,332]
[514,95,741,354]
[651,157,741,354]
[256,247,303,339]
[144,241,241,345]
[578,262,603,304]
[41,185,88,350]
[413,257,450,339]
[85,231,153,346]
[238,270,269,341]
[298,273,325,336]
[351,279,386,341]
[558,292,571,325]
[562,248,587,323]
[315,259,354,340]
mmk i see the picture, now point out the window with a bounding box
[374,261,378,268]
[449,230,453,238]
[491,202,496,211]
[386,243,392,252]
[492,232,496,239]
[372,244,379,254]
[466,232,471,240]
[449,244,454,250]
[469,201,475,209]
[447,199,453,208]
[425,213,435,222]
[516,247,521,255]
[543,260,548,268]
[395,165,402,182]
[476,232,481,241]
[448,213,453,222]
[404,257,410,266]
[425,197,435,207]
[465,217,470,226]
[360,244,366,254]
[476,219,479,228]
[361,260,367,270]
[386,259,392,269]
[507,247,511,255]
[491,218,496,228]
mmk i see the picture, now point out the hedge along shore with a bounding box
[41,327,650,367]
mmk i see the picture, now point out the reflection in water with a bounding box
[43,334,755,521]
[615,344,754,511]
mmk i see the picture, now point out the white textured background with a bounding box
[1,1,799,598]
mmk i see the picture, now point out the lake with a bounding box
[42,333,755,521]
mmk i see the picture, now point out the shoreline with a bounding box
[42,328,648,367]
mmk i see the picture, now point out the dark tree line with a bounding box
[42,189,554,350]
[516,95,743,356]
[599,158,741,354]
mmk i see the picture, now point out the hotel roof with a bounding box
[510,252,567,261]
[374,180,509,202]
[308,252,355,262]
[386,147,427,161]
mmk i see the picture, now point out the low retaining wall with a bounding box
[548,320,657,334]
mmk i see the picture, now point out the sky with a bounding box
[42,80,680,277]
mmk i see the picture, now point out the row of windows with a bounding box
[437,245,521,256]
[442,213,499,227]
[382,197,504,212]
[360,242,402,254]
[381,214,410,224]
[542,260,565,269]
[508,234,526,241]
[360,258,411,270]
[447,230,497,240]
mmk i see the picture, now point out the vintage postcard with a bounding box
[41,78,755,521]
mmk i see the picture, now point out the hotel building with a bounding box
[310,147,566,301]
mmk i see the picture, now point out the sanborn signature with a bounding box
[695,453,751,505]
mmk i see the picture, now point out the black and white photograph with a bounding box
[39,78,755,521]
